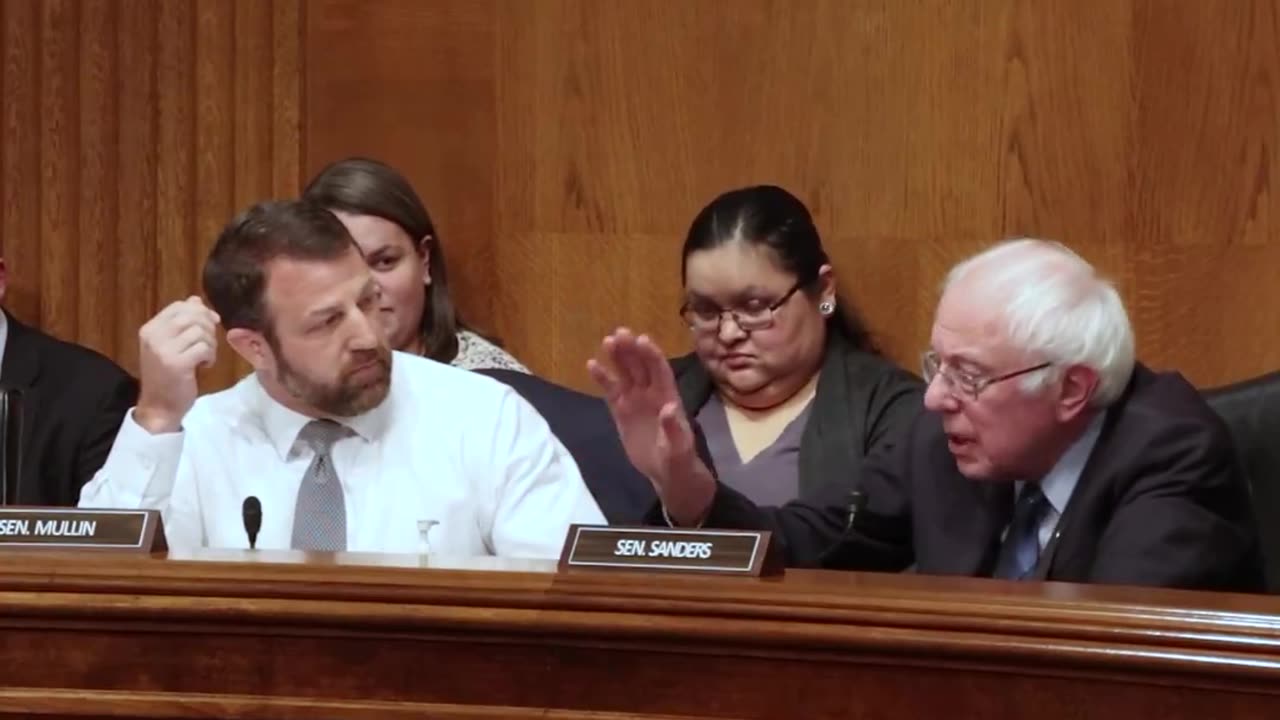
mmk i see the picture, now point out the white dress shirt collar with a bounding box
[251,367,393,460]
[0,309,11,371]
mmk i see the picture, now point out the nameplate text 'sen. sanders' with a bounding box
[0,508,166,552]
[558,525,781,576]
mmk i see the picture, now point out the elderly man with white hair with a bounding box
[591,239,1262,591]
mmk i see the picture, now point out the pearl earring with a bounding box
[819,301,835,316]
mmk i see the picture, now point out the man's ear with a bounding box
[226,328,273,371]
[0,257,9,305]
[1057,365,1099,422]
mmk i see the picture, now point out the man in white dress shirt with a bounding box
[79,200,605,557]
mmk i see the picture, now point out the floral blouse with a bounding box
[451,330,529,373]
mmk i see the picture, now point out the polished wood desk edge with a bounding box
[6,588,1280,670]
[0,687,716,720]
[1,549,1276,625]
[2,551,1280,693]
[0,552,1277,659]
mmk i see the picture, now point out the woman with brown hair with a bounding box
[303,157,527,372]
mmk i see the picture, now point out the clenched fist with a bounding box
[134,296,220,434]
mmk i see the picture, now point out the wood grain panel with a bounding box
[155,0,197,314]
[0,0,302,390]
[1127,0,1280,376]
[0,689,713,720]
[271,0,302,198]
[307,0,1280,391]
[37,0,79,339]
[304,0,499,332]
[1,0,41,323]
[115,0,158,375]
[77,0,119,356]
[3,0,1276,392]
[499,0,1015,378]
[491,1,545,366]
[233,0,273,210]
[193,0,237,391]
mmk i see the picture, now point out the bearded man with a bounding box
[80,200,602,557]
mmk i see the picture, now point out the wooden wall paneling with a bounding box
[993,0,1138,383]
[193,0,237,390]
[492,1,1023,386]
[307,0,1280,390]
[1,0,41,325]
[304,0,500,341]
[116,0,159,377]
[2,0,1270,390]
[233,0,274,214]
[492,0,552,374]
[77,0,119,359]
[811,1,1012,364]
[271,0,302,199]
[38,0,79,341]
[521,1,713,375]
[225,0,276,385]
[1127,0,1280,384]
[0,0,302,390]
[155,0,198,322]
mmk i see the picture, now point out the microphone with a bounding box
[844,489,866,532]
[820,488,911,571]
[0,387,24,506]
[242,496,262,550]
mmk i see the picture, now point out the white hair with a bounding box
[943,238,1136,407]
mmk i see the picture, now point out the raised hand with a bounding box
[135,296,220,434]
[587,328,715,525]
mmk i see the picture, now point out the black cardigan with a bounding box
[649,335,924,566]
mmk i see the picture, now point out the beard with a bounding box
[275,344,393,417]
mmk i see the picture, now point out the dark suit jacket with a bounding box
[707,363,1263,592]
[0,313,138,506]
[474,368,655,524]
[656,334,924,566]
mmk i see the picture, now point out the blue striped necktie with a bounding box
[992,483,1050,580]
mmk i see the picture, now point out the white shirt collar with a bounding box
[251,361,395,460]
[0,310,10,370]
[1034,410,1107,515]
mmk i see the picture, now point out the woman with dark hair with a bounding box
[302,157,527,372]
[589,185,922,566]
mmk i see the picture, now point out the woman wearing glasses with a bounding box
[590,185,922,565]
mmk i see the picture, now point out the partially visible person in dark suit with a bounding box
[591,238,1262,592]
[0,258,138,506]
[302,157,527,373]
[475,368,655,525]
[589,185,923,565]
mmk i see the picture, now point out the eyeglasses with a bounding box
[921,350,1052,401]
[680,281,803,333]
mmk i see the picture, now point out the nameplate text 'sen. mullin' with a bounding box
[0,508,166,552]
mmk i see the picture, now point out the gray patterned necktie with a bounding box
[290,419,351,551]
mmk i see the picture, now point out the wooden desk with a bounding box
[0,550,1278,719]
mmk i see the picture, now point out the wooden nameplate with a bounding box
[558,524,782,577]
[0,507,166,552]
